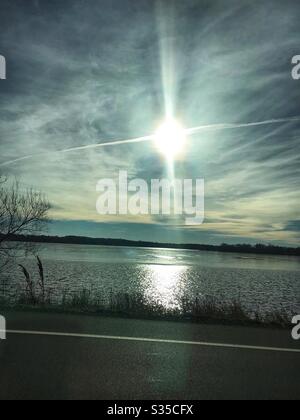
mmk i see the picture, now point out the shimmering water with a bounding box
[1,243,300,314]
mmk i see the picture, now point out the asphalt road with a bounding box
[0,311,299,400]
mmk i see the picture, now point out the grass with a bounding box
[0,257,293,329]
[1,290,292,328]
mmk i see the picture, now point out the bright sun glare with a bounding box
[154,118,186,159]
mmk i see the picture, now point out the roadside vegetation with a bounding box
[0,256,292,329]
[0,175,50,270]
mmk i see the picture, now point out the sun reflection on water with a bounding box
[143,265,188,310]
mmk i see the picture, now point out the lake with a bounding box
[1,243,300,315]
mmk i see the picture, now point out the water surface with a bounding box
[1,243,300,315]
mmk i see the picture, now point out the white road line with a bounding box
[3,329,300,354]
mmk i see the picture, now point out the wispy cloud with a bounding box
[0,0,299,245]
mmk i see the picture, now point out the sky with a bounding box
[0,0,299,246]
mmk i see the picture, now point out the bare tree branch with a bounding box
[0,176,51,268]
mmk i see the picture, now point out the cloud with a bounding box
[0,0,300,246]
[285,221,300,232]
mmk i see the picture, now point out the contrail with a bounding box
[1,116,299,167]
[59,134,155,153]
[0,135,155,167]
[186,116,300,135]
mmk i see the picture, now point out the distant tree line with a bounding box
[2,233,300,257]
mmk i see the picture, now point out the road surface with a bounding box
[0,310,299,400]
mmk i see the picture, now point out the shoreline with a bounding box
[0,298,293,330]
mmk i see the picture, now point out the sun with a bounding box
[154,118,186,159]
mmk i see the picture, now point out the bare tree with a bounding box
[0,176,50,267]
